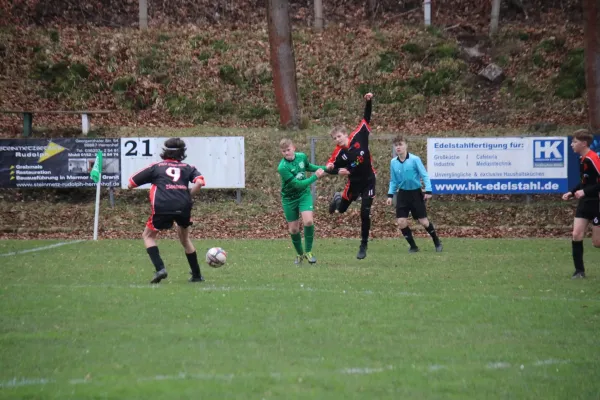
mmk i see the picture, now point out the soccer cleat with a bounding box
[150,269,168,284]
[305,252,317,264]
[329,192,342,214]
[408,247,420,253]
[435,242,443,252]
[571,270,586,279]
[357,243,367,259]
[189,275,205,282]
[294,255,304,265]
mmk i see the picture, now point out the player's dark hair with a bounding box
[573,129,593,147]
[161,138,187,161]
[393,135,407,146]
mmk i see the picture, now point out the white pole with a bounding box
[490,0,501,36]
[81,113,89,136]
[314,0,323,31]
[139,0,148,29]
[424,0,431,26]
[93,179,101,240]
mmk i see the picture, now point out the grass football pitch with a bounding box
[0,238,599,399]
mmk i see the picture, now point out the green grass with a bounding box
[1,238,600,399]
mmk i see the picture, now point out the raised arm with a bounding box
[363,93,373,124]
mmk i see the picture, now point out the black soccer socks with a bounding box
[572,240,584,272]
[360,198,373,244]
[425,222,441,246]
[186,251,202,278]
[401,227,417,249]
[146,246,165,272]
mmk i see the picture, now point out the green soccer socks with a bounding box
[291,232,304,256]
[304,225,315,253]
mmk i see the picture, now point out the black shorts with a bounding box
[146,210,193,231]
[342,176,376,202]
[396,189,427,219]
[575,199,600,226]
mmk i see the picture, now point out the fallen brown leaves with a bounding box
[0,5,587,137]
[0,196,574,240]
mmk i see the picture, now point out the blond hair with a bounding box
[329,125,347,137]
[279,138,294,149]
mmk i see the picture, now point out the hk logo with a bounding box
[533,139,564,167]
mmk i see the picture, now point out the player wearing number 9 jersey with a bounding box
[128,138,206,284]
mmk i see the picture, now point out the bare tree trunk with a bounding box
[267,0,301,129]
[490,0,501,36]
[365,0,377,20]
[139,0,148,29]
[314,0,324,31]
[583,0,600,130]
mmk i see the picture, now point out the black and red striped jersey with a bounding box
[571,150,600,199]
[129,159,204,214]
[327,100,376,182]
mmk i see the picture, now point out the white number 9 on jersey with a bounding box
[166,167,181,182]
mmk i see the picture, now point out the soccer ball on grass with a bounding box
[206,247,227,267]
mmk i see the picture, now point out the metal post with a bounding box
[314,0,324,31]
[236,189,242,204]
[424,0,431,26]
[490,0,501,36]
[109,187,115,208]
[81,113,90,136]
[310,137,317,198]
[93,180,101,240]
[139,0,148,29]
[23,112,32,137]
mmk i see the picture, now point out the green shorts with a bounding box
[282,192,314,222]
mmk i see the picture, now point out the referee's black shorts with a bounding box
[395,189,427,219]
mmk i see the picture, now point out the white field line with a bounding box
[0,359,572,388]
[0,240,85,257]
[0,378,54,388]
[341,365,394,374]
[486,362,512,370]
[4,283,600,303]
[533,359,571,366]
[137,372,234,382]
[428,365,447,372]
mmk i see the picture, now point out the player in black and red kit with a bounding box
[562,129,600,279]
[128,138,206,284]
[326,93,376,259]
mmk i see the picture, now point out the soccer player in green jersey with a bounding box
[278,138,328,265]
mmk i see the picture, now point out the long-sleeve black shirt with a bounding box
[327,100,375,182]
[570,150,600,200]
